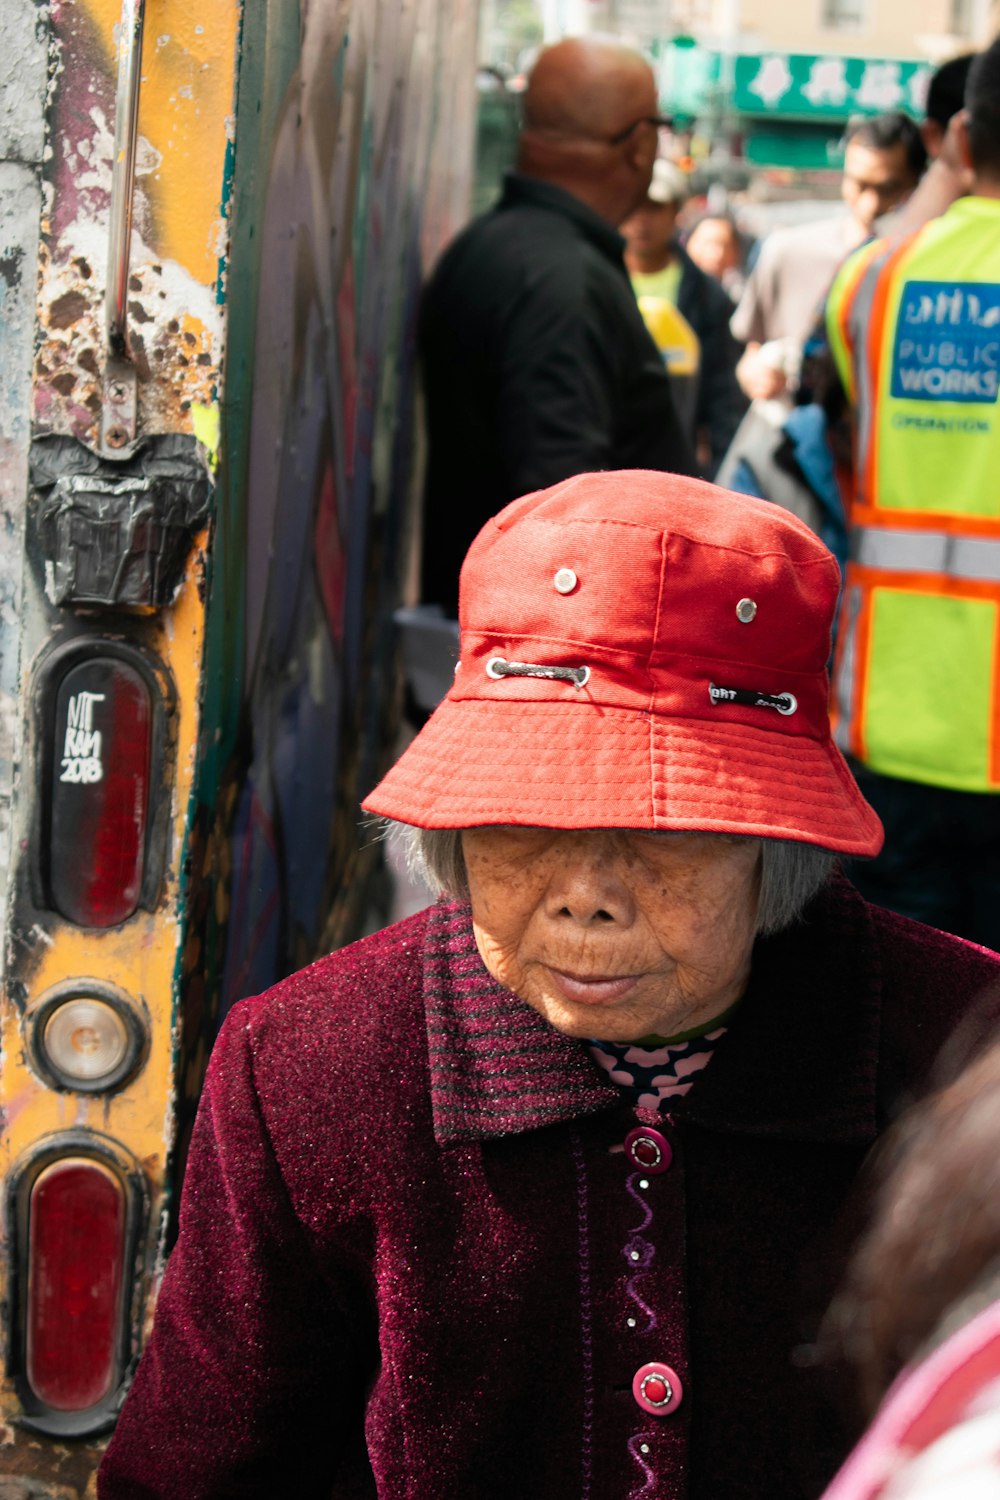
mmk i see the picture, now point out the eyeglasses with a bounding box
[607,114,673,145]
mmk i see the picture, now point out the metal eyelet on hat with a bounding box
[736,598,757,623]
[709,682,798,716]
[553,567,578,594]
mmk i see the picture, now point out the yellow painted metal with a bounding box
[0,530,207,1258]
[34,0,240,447]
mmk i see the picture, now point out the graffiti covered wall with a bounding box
[205,0,478,1014]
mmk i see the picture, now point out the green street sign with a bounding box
[652,40,721,117]
[733,53,931,119]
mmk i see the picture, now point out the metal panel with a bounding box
[0,0,479,1488]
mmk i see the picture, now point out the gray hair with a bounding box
[383,822,835,937]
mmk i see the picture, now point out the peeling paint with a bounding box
[0,158,42,946]
[34,218,224,445]
[0,1,50,163]
[33,0,239,446]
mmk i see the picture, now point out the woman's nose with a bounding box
[543,834,637,926]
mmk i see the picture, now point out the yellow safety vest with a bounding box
[826,197,1000,792]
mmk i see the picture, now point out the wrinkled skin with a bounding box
[463,828,762,1042]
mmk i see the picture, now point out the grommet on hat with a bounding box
[363,470,883,858]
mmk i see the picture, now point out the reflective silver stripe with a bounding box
[845,247,894,503]
[851,525,1000,584]
[833,585,862,754]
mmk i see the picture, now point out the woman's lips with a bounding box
[546,968,641,1005]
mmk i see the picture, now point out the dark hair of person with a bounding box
[844,111,927,183]
[682,209,748,268]
[966,36,1000,179]
[825,1034,1000,1417]
[925,52,976,131]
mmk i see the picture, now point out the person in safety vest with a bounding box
[826,35,1000,948]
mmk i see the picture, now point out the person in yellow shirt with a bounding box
[622,160,746,476]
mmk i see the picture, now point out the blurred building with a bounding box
[576,0,989,57]
[476,0,996,187]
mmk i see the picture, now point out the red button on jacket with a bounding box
[624,1126,672,1174]
[633,1361,684,1416]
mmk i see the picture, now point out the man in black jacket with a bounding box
[419,38,696,615]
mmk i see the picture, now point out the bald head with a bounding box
[517,38,661,225]
[523,37,658,141]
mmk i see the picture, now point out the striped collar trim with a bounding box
[423,901,618,1146]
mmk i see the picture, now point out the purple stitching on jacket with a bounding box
[620,1164,659,1332]
[624,1158,660,1496]
[571,1130,594,1500]
[625,1174,653,1232]
[627,1431,658,1499]
[624,1171,658,1333]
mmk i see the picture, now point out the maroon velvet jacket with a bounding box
[99,880,1000,1500]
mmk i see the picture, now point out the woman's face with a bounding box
[462,828,762,1042]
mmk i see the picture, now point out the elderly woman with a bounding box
[98,471,1000,1500]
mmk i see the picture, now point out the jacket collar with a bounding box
[497,173,627,264]
[423,874,882,1149]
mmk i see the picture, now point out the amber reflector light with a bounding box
[26,1159,126,1410]
[48,658,152,928]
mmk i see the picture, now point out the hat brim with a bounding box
[363,698,884,857]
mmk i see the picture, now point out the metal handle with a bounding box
[105,0,146,357]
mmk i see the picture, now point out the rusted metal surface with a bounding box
[0,1426,104,1496]
[0,164,41,935]
[0,0,48,928]
[1,0,238,1475]
[0,0,479,1485]
[34,0,236,447]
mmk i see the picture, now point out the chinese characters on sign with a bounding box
[733,53,931,118]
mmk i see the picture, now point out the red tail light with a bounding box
[25,1158,126,1411]
[47,657,153,927]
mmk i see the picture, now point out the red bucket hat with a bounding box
[364,470,883,856]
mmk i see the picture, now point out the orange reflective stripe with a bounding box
[842,564,1000,776]
[991,605,1000,787]
[832,242,880,402]
[851,579,874,763]
[849,504,1000,537]
[848,562,1000,603]
[861,239,916,511]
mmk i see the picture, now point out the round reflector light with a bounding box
[28,984,146,1095]
[42,998,130,1086]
